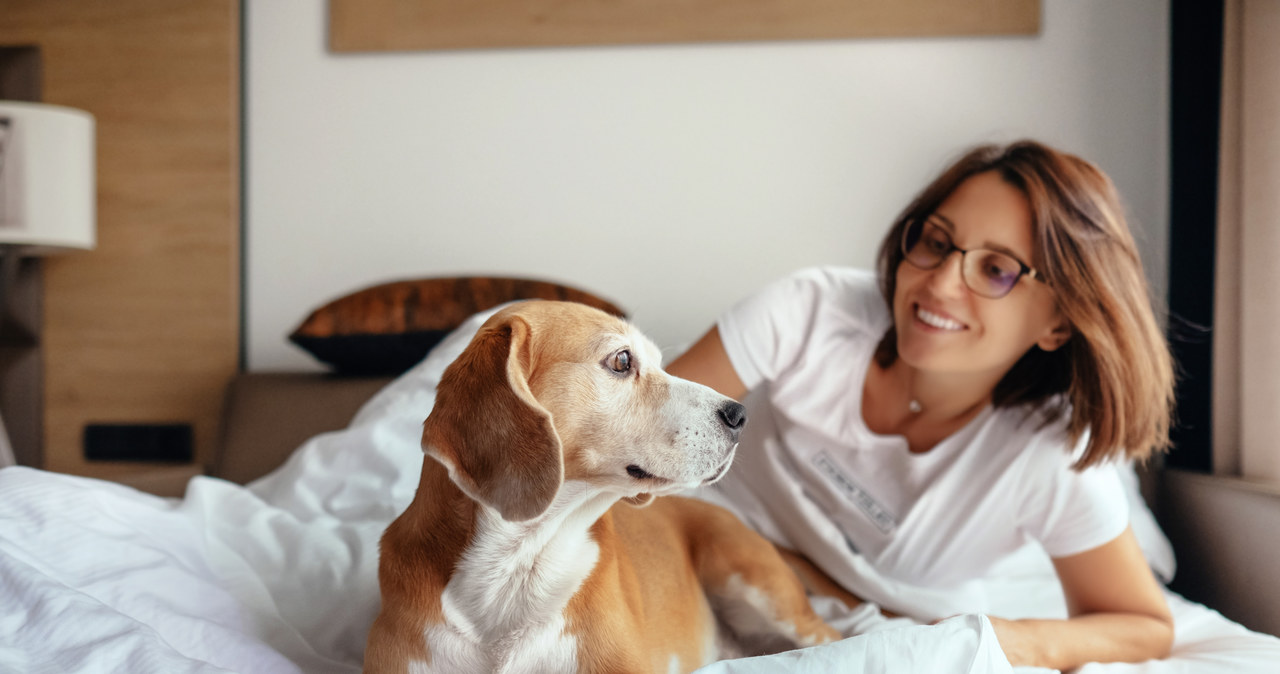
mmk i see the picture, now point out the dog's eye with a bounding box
[608,349,632,374]
[626,465,654,480]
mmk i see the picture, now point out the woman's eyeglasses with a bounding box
[900,219,1043,299]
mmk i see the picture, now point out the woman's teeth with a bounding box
[916,306,965,331]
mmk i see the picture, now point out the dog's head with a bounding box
[422,301,745,522]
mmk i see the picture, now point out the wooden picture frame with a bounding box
[330,0,1040,52]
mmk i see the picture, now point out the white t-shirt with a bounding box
[705,266,1130,619]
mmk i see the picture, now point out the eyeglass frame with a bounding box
[899,217,1046,299]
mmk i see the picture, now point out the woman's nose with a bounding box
[925,250,968,297]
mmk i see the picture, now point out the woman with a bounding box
[667,141,1176,670]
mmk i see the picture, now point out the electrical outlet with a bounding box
[83,423,193,463]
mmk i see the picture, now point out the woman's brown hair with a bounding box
[874,141,1174,468]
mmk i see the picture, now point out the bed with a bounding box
[2,302,1278,673]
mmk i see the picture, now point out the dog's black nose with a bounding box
[718,401,747,441]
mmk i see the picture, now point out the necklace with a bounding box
[908,399,923,414]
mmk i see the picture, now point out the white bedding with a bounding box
[2,308,1278,673]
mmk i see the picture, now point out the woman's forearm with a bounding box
[989,612,1174,670]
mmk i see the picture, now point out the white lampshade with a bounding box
[0,101,95,254]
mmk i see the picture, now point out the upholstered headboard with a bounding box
[214,373,394,485]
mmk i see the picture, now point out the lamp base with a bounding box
[0,246,42,468]
[0,248,38,347]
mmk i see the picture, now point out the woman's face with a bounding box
[893,170,1068,379]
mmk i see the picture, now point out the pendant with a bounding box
[908,399,923,414]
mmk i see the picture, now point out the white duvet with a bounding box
[2,308,1277,673]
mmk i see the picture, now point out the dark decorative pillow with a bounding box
[289,276,627,376]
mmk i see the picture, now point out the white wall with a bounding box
[247,0,1169,371]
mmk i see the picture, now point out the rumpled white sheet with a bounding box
[694,614,1011,674]
[1,307,1278,673]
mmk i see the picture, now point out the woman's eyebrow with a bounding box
[930,212,1033,264]
[927,213,956,233]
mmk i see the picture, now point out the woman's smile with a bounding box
[912,303,968,332]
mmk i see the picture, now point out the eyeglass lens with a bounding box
[902,220,1025,298]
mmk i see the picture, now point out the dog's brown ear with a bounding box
[422,313,563,521]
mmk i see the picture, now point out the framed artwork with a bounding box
[329,0,1040,52]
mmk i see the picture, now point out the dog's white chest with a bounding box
[415,617,579,674]
[413,490,606,673]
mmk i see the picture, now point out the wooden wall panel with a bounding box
[331,0,1040,52]
[0,1,239,481]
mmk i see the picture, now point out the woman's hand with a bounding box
[986,616,1051,668]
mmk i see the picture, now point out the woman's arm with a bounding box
[990,526,1174,669]
[664,326,749,401]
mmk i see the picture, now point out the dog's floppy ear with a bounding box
[622,493,655,508]
[422,313,563,521]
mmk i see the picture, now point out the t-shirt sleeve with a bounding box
[1016,435,1131,558]
[716,270,823,391]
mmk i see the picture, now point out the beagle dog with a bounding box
[365,301,839,674]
